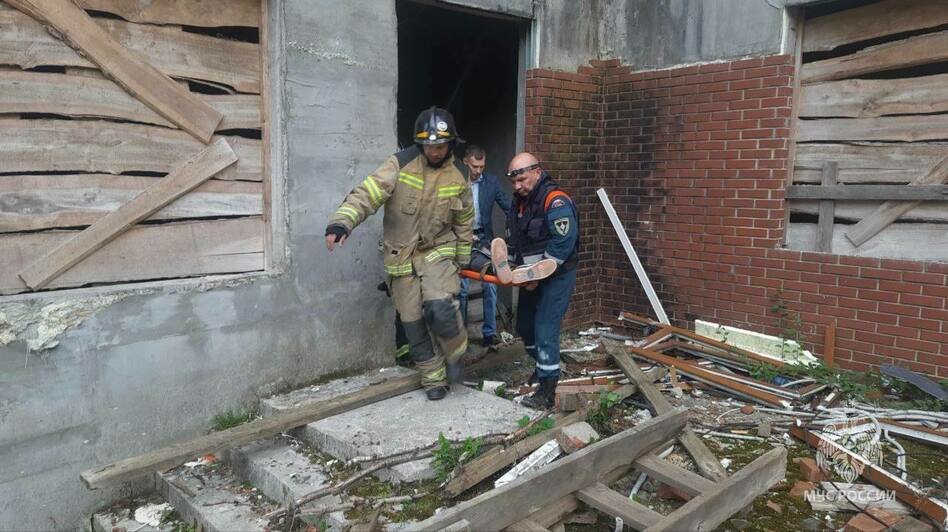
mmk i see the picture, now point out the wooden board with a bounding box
[799,74,948,118]
[793,143,948,184]
[81,373,422,489]
[803,0,948,53]
[0,217,263,295]
[817,162,837,253]
[796,114,948,143]
[0,119,261,181]
[19,138,238,289]
[604,341,728,482]
[0,6,260,93]
[77,0,261,28]
[801,30,948,84]
[789,223,948,262]
[792,201,948,223]
[647,447,786,532]
[406,409,689,532]
[787,185,948,201]
[0,175,261,233]
[575,483,662,530]
[633,454,715,498]
[0,71,261,130]
[6,0,222,142]
[846,156,948,246]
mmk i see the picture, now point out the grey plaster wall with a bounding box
[0,1,398,529]
[535,0,785,72]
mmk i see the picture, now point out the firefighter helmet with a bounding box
[414,106,459,145]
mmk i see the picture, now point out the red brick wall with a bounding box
[525,56,948,378]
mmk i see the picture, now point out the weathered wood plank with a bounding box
[0,71,261,130]
[0,119,261,181]
[817,162,837,253]
[81,373,421,489]
[19,139,238,289]
[575,483,662,530]
[801,30,948,84]
[6,0,222,142]
[789,223,948,262]
[803,0,948,53]
[603,340,728,482]
[799,74,948,118]
[0,175,261,233]
[77,0,260,28]
[797,114,948,143]
[633,454,715,498]
[788,185,948,201]
[847,156,948,246]
[406,409,688,532]
[792,201,948,223]
[647,447,786,532]
[794,143,948,184]
[0,6,260,92]
[0,217,263,295]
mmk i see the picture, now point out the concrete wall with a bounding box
[0,1,399,529]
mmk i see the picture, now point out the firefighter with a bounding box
[325,107,474,401]
[504,152,580,409]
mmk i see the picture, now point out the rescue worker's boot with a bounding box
[447,361,464,384]
[522,377,557,410]
[490,238,560,285]
[426,385,448,400]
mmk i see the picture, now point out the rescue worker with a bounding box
[326,107,474,401]
[504,152,579,409]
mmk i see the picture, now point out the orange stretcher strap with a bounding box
[459,269,515,286]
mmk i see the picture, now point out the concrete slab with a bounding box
[301,385,532,482]
[157,464,270,532]
[227,439,348,531]
[260,366,416,417]
[91,509,173,532]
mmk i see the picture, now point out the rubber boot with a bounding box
[426,385,448,401]
[522,377,557,410]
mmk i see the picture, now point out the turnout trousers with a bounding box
[516,269,576,379]
[390,254,467,388]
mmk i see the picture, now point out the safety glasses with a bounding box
[505,163,539,178]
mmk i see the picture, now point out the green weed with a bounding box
[210,409,254,431]
[431,433,483,482]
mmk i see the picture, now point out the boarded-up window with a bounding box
[0,0,267,295]
[787,0,948,262]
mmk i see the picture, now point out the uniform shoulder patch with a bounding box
[549,197,567,209]
[553,217,570,236]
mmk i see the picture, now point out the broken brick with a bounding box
[892,515,935,532]
[765,500,782,513]
[789,480,815,499]
[656,482,692,501]
[740,405,755,415]
[844,508,902,532]
[797,457,827,482]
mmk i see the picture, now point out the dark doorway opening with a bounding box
[396,0,524,180]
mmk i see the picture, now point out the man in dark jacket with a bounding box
[459,145,511,346]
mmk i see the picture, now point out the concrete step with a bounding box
[299,384,532,482]
[227,439,348,530]
[259,366,416,418]
[156,462,271,532]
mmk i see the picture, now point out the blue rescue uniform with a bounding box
[508,174,580,379]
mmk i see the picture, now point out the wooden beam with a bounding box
[647,447,786,532]
[505,520,550,532]
[791,427,948,526]
[76,0,261,27]
[794,142,948,184]
[803,0,948,53]
[444,410,587,498]
[604,340,728,482]
[846,156,948,247]
[633,454,715,498]
[0,175,261,233]
[7,0,223,142]
[790,222,948,262]
[796,114,948,143]
[0,120,261,181]
[0,6,261,92]
[799,74,948,118]
[0,71,260,130]
[575,483,662,530]
[18,139,237,289]
[801,30,948,84]
[817,162,837,253]
[823,322,835,369]
[405,409,689,532]
[787,185,948,201]
[81,373,422,489]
